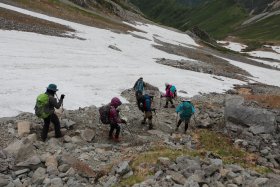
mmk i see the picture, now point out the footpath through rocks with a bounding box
[0,83,280,187]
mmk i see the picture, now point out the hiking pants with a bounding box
[135,91,143,109]
[109,123,120,138]
[143,111,153,126]
[165,97,174,107]
[42,113,62,141]
[177,118,190,132]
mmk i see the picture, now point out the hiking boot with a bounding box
[141,120,146,125]
[148,125,154,130]
[114,136,121,142]
[164,105,168,108]
[175,127,179,131]
[171,105,175,108]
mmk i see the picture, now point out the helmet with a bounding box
[111,97,122,107]
[47,84,58,92]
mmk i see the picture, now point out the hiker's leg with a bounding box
[50,113,62,138]
[184,118,190,133]
[147,112,153,129]
[115,124,121,138]
[164,97,169,108]
[42,116,51,141]
[109,124,115,138]
[170,98,175,108]
[177,119,183,128]
[142,111,148,124]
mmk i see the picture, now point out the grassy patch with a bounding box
[244,95,280,109]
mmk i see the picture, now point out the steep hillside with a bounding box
[131,0,280,42]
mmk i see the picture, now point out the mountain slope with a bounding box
[131,0,280,42]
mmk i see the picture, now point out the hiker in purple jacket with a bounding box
[109,97,126,142]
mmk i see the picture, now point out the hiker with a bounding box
[133,77,146,109]
[139,93,155,130]
[161,83,177,108]
[109,97,127,142]
[175,99,195,133]
[35,84,65,141]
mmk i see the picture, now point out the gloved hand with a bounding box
[151,108,156,112]
[121,119,127,124]
[60,94,65,100]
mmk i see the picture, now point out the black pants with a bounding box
[109,123,120,138]
[177,118,190,132]
[165,97,174,107]
[42,113,62,141]
[136,91,143,110]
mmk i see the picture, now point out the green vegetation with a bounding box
[131,0,280,42]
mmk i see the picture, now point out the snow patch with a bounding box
[218,41,247,52]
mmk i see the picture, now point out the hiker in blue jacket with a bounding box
[175,99,195,133]
[133,77,146,109]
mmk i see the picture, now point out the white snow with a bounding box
[221,58,280,87]
[0,3,244,117]
[271,46,280,54]
[217,41,247,52]
[248,51,280,61]
[248,58,280,68]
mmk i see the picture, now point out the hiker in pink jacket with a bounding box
[161,83,176,108]
[109,97,126,142]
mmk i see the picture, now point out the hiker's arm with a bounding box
[191,105,195,114]
[49,97,62,109]
[133,81,137,89]
[110,108,122,124]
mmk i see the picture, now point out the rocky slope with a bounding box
[1,83,280,187]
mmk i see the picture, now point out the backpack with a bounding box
[182,102,194,117]
[142,95,152,111]
[34,93,50,119]
[170,85,177,98]
[135,80,144,93]
[99,104,111,124]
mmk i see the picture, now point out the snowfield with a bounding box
[218,41,247,52]
[248,51,280,61]
[0,3,279,117]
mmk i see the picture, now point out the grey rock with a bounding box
[204,164,220,177]
[104,176,118,187]
[61,119,76,129]
[252,178,269,185]
[233,175,244,185]
[80,129,95,142]
[16,155,41,167]
[0,175,10,187]
[50,177,63,186]
[184,178,199,187]
[65,167,75,177]
[158,157,171,166]
[108,45,122,52]
[4,139,35,163]
[225,95,276,134]
[13,178,22,187]
[115,161,130,176]
[226,184,238,187]
[167,170,186,185]
[14,168,30,176]
[58,164,70,173]
[32,167,46,185]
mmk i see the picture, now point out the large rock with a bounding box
[225,95,276,134]
[16,155,41,168]
[4,139,35,163]
[17,121,30,137]
[32,167,46,185]
[115,161,131,176]
[81,129,95,142]
[0,174,10,187]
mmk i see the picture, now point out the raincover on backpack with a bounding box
[99,104,111,124]
[170,85,176,94]
[34,93,50,119]
[135,79,144,93]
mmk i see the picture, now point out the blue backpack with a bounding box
[170,85,176,94]
[135,80,144,93]
[143,94,152,111]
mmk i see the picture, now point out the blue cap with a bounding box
[47,84,58,92]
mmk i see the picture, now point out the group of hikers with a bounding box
[35,79,195,142]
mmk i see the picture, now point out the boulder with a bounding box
[16,155,41,168]
[61,119,76,129]
[225,95,276,134]
[4,139,35,163]
[32,167,46,185]
[80,129,95,142]
[0,174,10,187]
[115,161,131,176]
[17,121,30,137]
[50,177,63,187]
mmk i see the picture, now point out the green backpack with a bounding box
[34,93,50,119]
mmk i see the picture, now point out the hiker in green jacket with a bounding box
[41,84,65,141]
[175,99,195,133]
